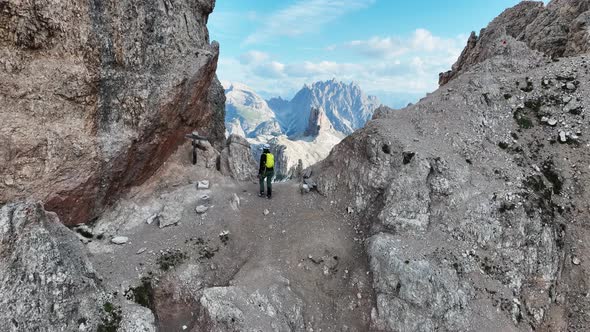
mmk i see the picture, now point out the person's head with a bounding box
[262,143,270,153]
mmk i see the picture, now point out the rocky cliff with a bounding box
[311,1,590,330]
[304,107,333,137]
[0,0,225,225]
[440,0,590,85]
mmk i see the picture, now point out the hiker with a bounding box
[258,144,274,199]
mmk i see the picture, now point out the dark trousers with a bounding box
[259,169,274,196]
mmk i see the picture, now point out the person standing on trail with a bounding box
[258,144,274,199]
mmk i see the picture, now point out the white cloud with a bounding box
[344,29,464,60]
[252,61,286,78]
[239,50,270,65]
[216,29,469,106]
[346,37,408,58]
[243,0,375,45]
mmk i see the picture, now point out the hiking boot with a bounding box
[267,195,272,200]
[258,192,265,197]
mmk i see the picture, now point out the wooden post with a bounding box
[185,131,209,165]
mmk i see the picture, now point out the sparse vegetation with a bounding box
[97,302,122,332]
[498,202,516,213]
[513,108,534,129]
[126,277,154,309]
[157,251,188,271]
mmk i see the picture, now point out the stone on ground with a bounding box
[111,236,129,245]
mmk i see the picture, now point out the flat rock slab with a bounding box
[111,236,129,245]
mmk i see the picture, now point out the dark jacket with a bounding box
[259,150,274,175]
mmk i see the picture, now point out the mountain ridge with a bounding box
[224,79,382,139]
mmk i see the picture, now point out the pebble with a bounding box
[197,180,210,189]
[301,183,311,194]
[136,248,147,255]
[196,205,209,214]
[572,256,581,265]
[111,236,129,245]
[547,118,558,126]
[264,209,270,216]
[146,214,159,225]
[566,82,576,90]
[559,131,568,143]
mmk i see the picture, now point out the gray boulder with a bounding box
[119,302,157,332]
[197,277,305,332]
[0,202,104,331]
[220,135,258,181]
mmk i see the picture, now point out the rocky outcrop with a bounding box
[220,135,257,181]
[371,105,397,120]
[440,0,590,85]
[565,10,590,56]
[311,2,590,329]
[0,0,225,225]
[197,279,305,331]
[0,202,104,331]
[304,107,332,137]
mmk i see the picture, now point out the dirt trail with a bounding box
[86,158,373,331]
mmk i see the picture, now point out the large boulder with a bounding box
[0,0,225,225]
[220,135,257,181]
[0,202,104,330]
[196,273,305,332]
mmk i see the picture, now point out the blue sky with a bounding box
[209,0,543,107]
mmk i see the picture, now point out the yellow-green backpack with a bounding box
[265,153,275,168]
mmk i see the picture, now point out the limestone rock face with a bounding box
[440,0,590,85]
[304,107,332,137]
[311,3,590,328]
[220,134,257,181]
[0,0,225,225]
[0,202,104,331]
[565,10,590,56]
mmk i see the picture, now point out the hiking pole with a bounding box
[184,131,209,165]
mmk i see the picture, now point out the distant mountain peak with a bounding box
[282,79,381,136]
[224,80,381,139]
[305,107,333,137]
